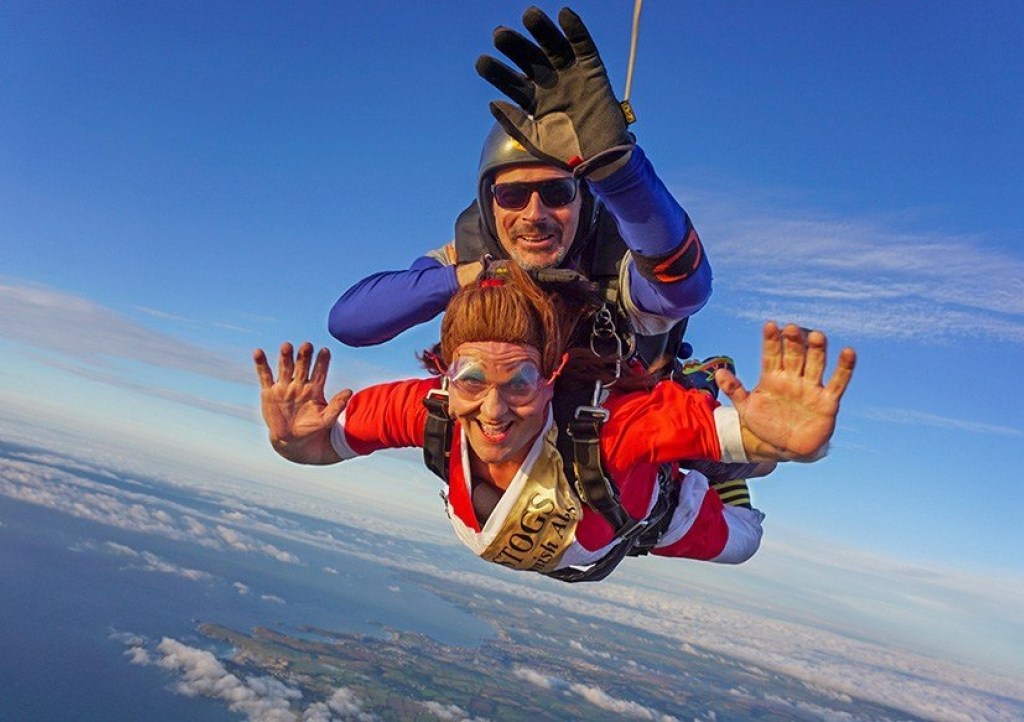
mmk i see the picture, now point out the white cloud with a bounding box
[126,646,152,665]
[97,541,212,580]
[417,700,490,722]
[146,638,302,722]
[120,631,447,722]
[863,406,1024,437]
[261,594,286,605]
[0,454,302,567]
[512,666,556,689]
[0,280,250,382]
[325,687,376,721]
[568,639,612,660]
[216,525,300,564]
[104,541,140,557]
[514,667,678,722]
[569,683,679,722]
[301,703,333,722]
[138,550,213,581]
[686,190,1024,344]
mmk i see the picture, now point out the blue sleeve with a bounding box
[587,145,713,319]
[327,256,460,347]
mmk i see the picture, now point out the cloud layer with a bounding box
[6,440,1023,722]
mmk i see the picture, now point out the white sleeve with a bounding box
[711,506,766,564]
[713,406,748,463]
[329,410,359,461]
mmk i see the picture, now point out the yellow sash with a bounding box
[477,425,582,572]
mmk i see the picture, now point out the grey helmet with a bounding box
[474,123,599,257]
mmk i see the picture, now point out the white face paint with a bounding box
[447,341,554,470]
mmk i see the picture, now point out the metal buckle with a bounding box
[615,517,648,541]
[572,380,610,422]
[426,380,450,402]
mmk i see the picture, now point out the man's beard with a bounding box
[505,220,570,271]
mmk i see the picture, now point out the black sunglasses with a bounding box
[490,178,579,210]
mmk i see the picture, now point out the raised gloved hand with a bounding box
[476,6,633,176]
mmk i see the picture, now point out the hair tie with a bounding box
[479,256,511,287]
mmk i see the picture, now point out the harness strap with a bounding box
[422,389,453,481]
[543,382,680,583]
[544,462,679,583]
[565,408,634,534]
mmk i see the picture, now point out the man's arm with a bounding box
[327,255,459,347]
[588,145,713,322]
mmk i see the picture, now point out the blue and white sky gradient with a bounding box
[2,0,1023,688]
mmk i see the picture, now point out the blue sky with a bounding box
[2,0,1023,675]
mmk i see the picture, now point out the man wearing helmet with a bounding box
[329,7,711,370]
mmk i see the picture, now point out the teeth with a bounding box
[479,420,512,438]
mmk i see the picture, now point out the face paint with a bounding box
[445,342,556,472]
[447,357,546,407]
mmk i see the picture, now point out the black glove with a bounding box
[476,6,634,176]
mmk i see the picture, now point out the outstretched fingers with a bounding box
[826,347,857,400]
[760,321,782,375]
[716,368,748,407]
[781,324,807,375]
[293,341,315,383]
[253,348,274,389]
[476,55,535,110]
[493,26,554,80]
[557,7,598,60]
[325,388,354,422]
[804,329,827,385]
[277,342,295,384]
[310,347,332,388]
[522,6,575,69]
